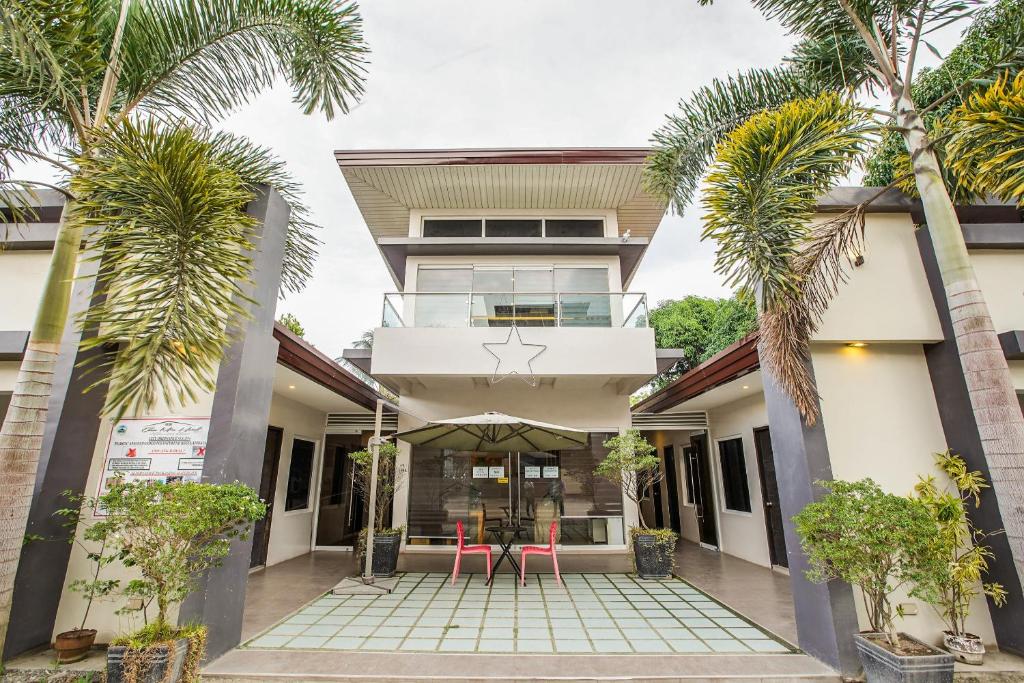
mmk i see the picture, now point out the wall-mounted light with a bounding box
[846,342,869,348]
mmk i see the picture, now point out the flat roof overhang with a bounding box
[334,147,653,167]
[377,236,650,288]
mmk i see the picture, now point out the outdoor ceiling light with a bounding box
[288,384,297,389]
[742,385,749,390]
[846,342,869,348]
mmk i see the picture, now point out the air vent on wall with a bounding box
[630,412,708,430]
[326,412,398,434]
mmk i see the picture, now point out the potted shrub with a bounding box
[794,479,952,683]
[49,491,121,663]
[98,479,266,683]
[595,430,678,578]
[349,441,407,577]
[912,451,1007,665]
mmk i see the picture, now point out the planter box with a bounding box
[632,533,675,579]
[367,534,401,577]
[107,637,189,683]
[855,633,954,683]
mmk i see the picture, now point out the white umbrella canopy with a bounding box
[393,412,591,452]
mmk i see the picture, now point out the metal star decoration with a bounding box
[482,326,547,386]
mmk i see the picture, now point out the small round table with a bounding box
[485,524,526,586]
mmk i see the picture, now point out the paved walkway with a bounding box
[242,571,794,655]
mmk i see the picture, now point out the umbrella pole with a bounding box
[362,398,384,584]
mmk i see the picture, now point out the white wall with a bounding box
[812,342,997,645]
[970,250,1024,334]
[265,392,327,567]
[0,250,51,332]
[814,214,943,344]
[706,393,772,567]
[0,361,18,393]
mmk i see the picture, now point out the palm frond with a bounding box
[646,67,824,214]
[115,0,368,123]
[700,92,875,422]
[71,118,259,418]
[946,71,1024,205]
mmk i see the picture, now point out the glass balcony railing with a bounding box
[381,292,649,329]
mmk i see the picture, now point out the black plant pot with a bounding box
[632,533,675,579]
[855,633,954,683]
[107,637,189,683]
[367,534,401,577]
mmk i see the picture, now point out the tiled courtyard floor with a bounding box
[243,572,795,655]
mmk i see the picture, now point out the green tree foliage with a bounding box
[54,491,120,632]
[647,295,757,390]
[912,451,1007,636]
[277,313,305,337]
[946,71,1024,205]
[794,479,943,647]
[594,430,662,529]
[94,480,266,634]
[864,0,1024,188]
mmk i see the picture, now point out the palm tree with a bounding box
[646,0,1024,598]
[352,328,374,350]
[0,0,367,650]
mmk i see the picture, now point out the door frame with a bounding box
[752,426,788,568]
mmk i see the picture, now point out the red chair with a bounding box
[451,520,492,585]
[519,521,561,587]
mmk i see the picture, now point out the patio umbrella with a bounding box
[393,411,591,452]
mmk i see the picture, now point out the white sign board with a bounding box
[488,466,505,478]
[96,417,210,508]
[472,466,489,479]
[524,466,541,479]
[543,466,560,478]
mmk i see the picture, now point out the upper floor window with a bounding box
[420,217,605,239]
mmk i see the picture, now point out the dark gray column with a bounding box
[916,227,1024,656]
[761,362,861,677]
[178,186,289,660]
[6,255,110,659]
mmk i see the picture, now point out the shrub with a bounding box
[911,451,1007,636]
[96,479,266,632]
[349,441,406,534]
[793,479,942,647]
[54,491,120,632]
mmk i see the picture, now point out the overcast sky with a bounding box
[20,1,964,356]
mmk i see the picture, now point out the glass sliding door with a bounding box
[315,434,366,547]
[406,434,626,547]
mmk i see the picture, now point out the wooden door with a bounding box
[753,426,788,567]
[250,426,283,568]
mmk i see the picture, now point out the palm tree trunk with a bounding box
[897,91,1024,596]
[0,201,82,652]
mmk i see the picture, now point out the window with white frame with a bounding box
[717,437,752,513]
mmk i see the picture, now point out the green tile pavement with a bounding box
[243,572,795,655]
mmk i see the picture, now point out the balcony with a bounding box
[380,292,649,329]
[371,292,656,393]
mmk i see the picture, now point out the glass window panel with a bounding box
[417,267,472,292]
[718,438,752,512]
[422,219,482,237]
[471,292,514,327]
[513,268,553,292]
[285,438,315,511]
[485,219,542,237]
[545,219,604,237]
[472,268,513,292]
[554,267,609,292]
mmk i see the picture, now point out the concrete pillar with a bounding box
[6,254,108,659]
[178,186,289,660]
[916,227,1024,656]
[761,363,861,676]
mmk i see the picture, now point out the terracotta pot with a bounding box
[54,628,97,664]
[942,631,985,665]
